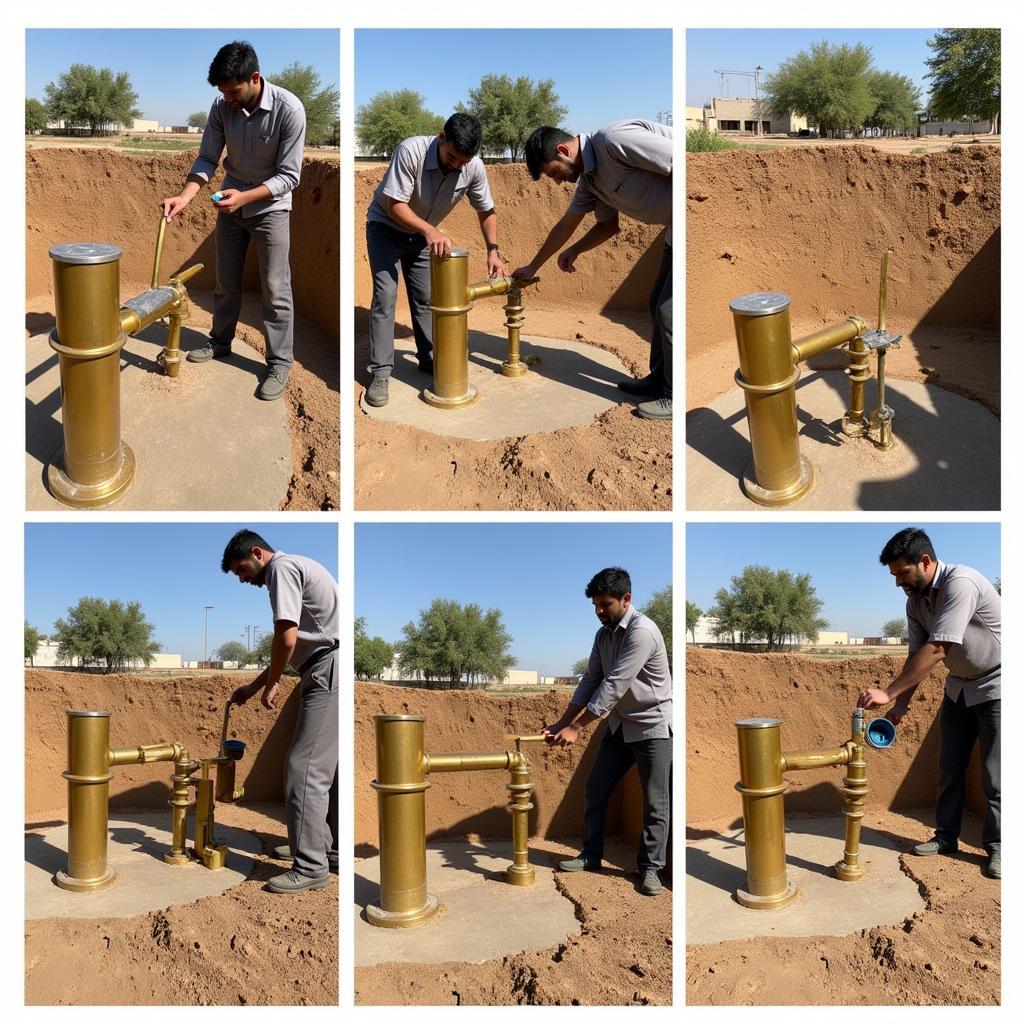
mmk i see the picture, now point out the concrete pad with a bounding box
[686,817,925,945]
[26,811,261,920]
[359,331,635,441]
[354,841,581,966]
[26,323,291,510]
[686,371,999,510]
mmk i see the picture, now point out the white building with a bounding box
[28,640,182,669]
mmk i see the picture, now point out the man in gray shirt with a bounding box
[544,567,672,896]
[222,529,338,893]
[364,112,503,408]
[860,528,1001,878]
[163,41,306,402]
[513,120,673,420]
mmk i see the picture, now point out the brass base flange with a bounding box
[834,860,864,882]
[421,386,479,410]
[46,442,137,508]
[500,361,528,378]
[366,894,440,929]
[741,455,814,508]
[505,864,536,886]
[163,851,190,866]
[840,413,866,438]
[735,880,798,910]
[54,869,117,893]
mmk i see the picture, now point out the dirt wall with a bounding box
[686,649,985,823]
[25,670,300,817]
[26,148,339,337]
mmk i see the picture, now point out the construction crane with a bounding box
[714,66,765,134]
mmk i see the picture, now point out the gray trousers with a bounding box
[366,220,433,377]
[286,649,339,877]
[649,242,672,397]
[581,724,672,871]
[212,208,294,370]
[935,692,1000,853]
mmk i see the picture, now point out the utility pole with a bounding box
[203,604,214,668]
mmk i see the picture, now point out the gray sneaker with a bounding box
[912,837,958,856]
[187,340,231,363]
[365,374,389,408]
[636,396,672,421]
[558,855,602,873]
[638,869,663,896]
[986,850,1001,878]
[257,366,288,401]
[266,869,330,894]
[271,843,291,860]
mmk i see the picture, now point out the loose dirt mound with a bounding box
[26,148,339,510]
[25,670,337,1006]
[353,164,672,510]
[686,650,998,1006]
[686,146,1000,413]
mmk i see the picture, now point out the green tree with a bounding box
[456,74,567,161]
[571,657,590,675]
[709,566,827,651]
[44,64,140,135]
[686,600,702,643]
[925,29,1000,130]
[355,617,394,681]
[52,597,160,672]
[865,71,920,135]
[268,61,340,146]
[881,617,909,643]
[187,111,208,129]
[26,98,47,133]
[253,632,274,667]
[764,41,876,137]
[396,598,514,688]
[641,584,672,665]
[25,622,42,665]
[215,640,249,664]
[356,89,444,158]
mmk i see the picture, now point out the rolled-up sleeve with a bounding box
[380,141,419,205]
[584,628,657,719]
[467,163,494,212]
[189,101,225,182]
[930,578,981,646]
[261,103,305,198]
[570,638,602,708]
[268,562,303,627]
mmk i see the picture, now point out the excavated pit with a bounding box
[25,148,339,511]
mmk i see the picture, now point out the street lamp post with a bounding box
[203,604,214,668]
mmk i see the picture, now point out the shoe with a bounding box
[267,869,330,894]
[558,855,602,873]
[986,850,1001,878]
[365,374,389,408]
[257,366,288,401]
[187,341,231,363]
[912,837,958,856]
[617,374,662,397]
[636,397,672,420]
[638,869,663,896]
[418,356,434,375]
[271,843,291,860]
[329,860,338,876]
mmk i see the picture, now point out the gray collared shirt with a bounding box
[571,604,672,741]
[367,134,495,230]
[263,551,339,670]
[906,560,1001,705]
[569,120,673,244]
[189,80,306,218]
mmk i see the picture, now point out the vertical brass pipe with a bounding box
[367,715,439,928]
[730,293,814,507]
[424,250,478,409]
[835,710,870,880]
[734,719,797,909]
[505,758,536,885]
[56,710,117,892]
[151,217,166,290]
[47,244,137,508]
[164,751,192,865]
[501,283,528,378]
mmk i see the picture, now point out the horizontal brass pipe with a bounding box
[467,277,513,302]
[791,316,867,363]
[780,746,852,772]
[425,751,519,774]
[109,742,184,766]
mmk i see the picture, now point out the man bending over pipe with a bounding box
[222,529,339,893]
[163,40,306,402]
[544,567,672,895]
[364,112,504,409]
[860,527,1001,879]
[513,120,673,420]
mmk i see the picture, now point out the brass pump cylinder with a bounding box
[730,293,813,507]
[424,250,477,409]
[47,244,137,508]
[56,710,116,892]
[367,715,439,928]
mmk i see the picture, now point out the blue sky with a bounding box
[686,523,1000,637]
[686,28,941,108]
[25,29,339,126]
[356,523,672,677]
[25,523,338,662]
[356,29,672,133]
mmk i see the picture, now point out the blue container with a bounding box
[865,717,896,749]
[222,739,246,761]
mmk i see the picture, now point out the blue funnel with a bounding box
[865,717,896,749]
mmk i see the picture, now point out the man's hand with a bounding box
[230,681,258,706]
[162,196,191,221]
[424,228,452,258]
[858,687,891,709]
[546,724,580,747]
[511,263,538,281]
[486,248,505,279]
[556,247,578,273]
[212,188,248,215]
[261,682,280,710]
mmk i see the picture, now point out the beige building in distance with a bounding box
[695,97,808,135]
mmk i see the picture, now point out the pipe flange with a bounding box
[734,364,801,397]
[735,880,798,909]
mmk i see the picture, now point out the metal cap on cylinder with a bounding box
[49,243,123,265]
[729,292,791,317]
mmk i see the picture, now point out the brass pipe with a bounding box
[791,317,866,364]
[219,700,234,755]
[506,759,536,885]
[780,747,851,772]
[425,751,516,773]
[872,251,897,452]
[836,709,870,881]
[164,751,194,866]
[151,216,166,290]
[109,742,183,766]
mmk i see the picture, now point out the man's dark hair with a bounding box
[879,528,937,566]
[585,567,632,599]
[524,126,575,180]
[442,112,483,157]
[221,529,275,573]
[208,41,259,86]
